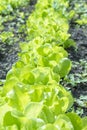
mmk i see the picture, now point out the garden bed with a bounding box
[0,0,87,117]
[0,1,36,79]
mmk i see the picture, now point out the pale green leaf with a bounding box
[24,102,43,119]
[67,112,83,130]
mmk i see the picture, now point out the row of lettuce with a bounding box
[0,0,87,129]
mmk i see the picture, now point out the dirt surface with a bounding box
[67,23,87,117]
[69,24,87,61]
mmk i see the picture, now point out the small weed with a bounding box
[62,59,87,88]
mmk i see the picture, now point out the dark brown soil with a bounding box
[67,23,87,117]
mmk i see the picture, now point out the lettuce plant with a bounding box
[0,0,29,14]
[0,0,87,129]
